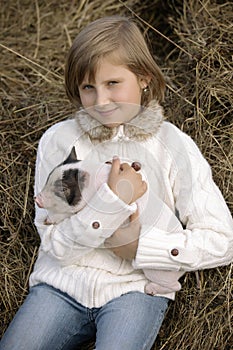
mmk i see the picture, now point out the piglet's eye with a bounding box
[62,184,71,198]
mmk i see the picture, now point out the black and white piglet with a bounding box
[35,147,143,224]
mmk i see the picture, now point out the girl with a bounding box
[1,15,233,350]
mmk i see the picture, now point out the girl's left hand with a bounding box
[104,208,141,260]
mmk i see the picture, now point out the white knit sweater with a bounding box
[30,103,233,307]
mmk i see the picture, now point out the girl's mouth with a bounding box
[96,108,118,117]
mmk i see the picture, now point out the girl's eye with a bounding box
[82,84,94,90]
[108,81,118,86]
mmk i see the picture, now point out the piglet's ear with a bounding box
[63,146,79,164]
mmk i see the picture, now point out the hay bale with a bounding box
[0,0,232,349]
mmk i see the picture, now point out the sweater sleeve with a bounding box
[133,126,233,272]
[34,123,137,265]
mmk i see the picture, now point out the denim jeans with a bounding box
[0,283,169,350]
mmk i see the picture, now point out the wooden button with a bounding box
[92,221,100,229]
[171,248,179,256]
[131,162,141,172]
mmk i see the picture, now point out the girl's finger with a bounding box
[119,162,131,171]
[109,156,120,176]
[129,207,140,222]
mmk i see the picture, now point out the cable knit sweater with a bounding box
[30,101,233,307]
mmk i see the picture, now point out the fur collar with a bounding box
[75,100,164,143]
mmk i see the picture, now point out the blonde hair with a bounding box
[65,16,165,107]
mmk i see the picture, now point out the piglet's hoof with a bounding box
[131,162,141,172]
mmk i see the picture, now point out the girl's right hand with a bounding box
[107,156,147,204]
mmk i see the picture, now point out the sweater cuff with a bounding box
[77,183,137,246]
[133,225,200,271]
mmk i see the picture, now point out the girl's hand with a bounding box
[105,209,141,260]
[108,156,147,204]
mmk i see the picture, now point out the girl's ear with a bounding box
[139,75,151,89]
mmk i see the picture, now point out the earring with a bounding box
[143,86,149,93]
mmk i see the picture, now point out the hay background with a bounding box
[0,0,232,348]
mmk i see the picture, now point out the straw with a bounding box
[1,0,232,348]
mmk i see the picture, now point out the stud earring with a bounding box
[143,86,149,93]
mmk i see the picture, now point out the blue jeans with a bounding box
[0,283,169,350]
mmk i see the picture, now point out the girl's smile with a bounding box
[78,56,148,127]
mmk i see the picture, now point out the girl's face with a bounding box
[78,56,148,128]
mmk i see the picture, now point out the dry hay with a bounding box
[0,0,232,348]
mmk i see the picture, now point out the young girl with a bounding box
[1,15,233,350]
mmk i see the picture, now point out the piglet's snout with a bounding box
[34,194,44,208]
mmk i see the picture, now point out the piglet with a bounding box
[35,147,111,224]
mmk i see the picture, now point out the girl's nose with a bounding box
[95,88,110,106]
